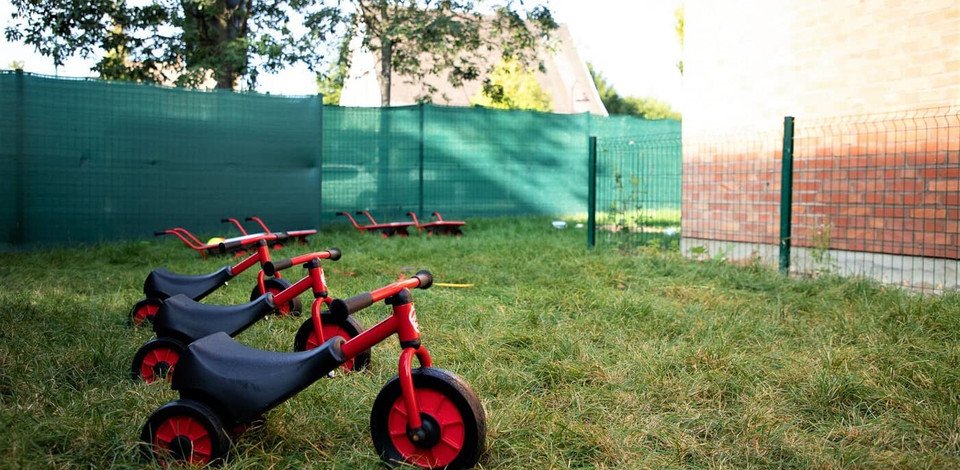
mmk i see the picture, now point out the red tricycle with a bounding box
[139,270,486,469]
[407,211,466,236]
[337,210,415,238]
[129,237,303,327]
[131,249,370,383]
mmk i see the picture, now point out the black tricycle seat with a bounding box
[143,266,234,301]
[152,294,274,343]
[172,332,346,423]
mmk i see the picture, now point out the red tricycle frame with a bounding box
[337,211,415,238]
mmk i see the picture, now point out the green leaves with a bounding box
[5,0,347,90]
[471,58,553,112]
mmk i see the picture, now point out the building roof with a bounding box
[339,23,608,116]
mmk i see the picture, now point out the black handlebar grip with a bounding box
[326,248,342,261]
[355,211,365,215]
[219,239,243,252]
[335,211,346,216]
[154,231,167,236]
[220,218,231,223]
[245,216,255,221]
[263,258,294,277]
[414,270,433,289]
[330,293,374,318]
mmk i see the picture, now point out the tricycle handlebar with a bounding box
[329,270,432,317]
[262,248,341,276]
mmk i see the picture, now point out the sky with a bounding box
[0,0,683,107]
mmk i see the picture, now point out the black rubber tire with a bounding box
[293,314,371,372]
[370,367,486,469]
[250,277,302,317]
[140,398,230,466]
[131,337,187,384]
[128,298,162,327]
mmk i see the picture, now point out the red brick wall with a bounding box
[680,115,960,260]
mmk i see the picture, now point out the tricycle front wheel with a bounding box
[370,367,485,469]
[293,314,371,372]
[250,278,302,316]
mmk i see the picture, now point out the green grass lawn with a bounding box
[0,217,958,468]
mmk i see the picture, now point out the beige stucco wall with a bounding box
[683,0,960,136]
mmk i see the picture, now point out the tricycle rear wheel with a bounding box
[140,399,229,466]
[128,298,162,327]
[131,337,186,384]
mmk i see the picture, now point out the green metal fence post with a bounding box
[779,116,795,274]
[317,95,325,227]
[14,69,25,246]
[587,136,597,249]
[418,102,425,215]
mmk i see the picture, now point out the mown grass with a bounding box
[0,216,958,469]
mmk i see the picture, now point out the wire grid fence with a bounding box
[678,128,785,262]
[791,106,959,292]
[592,134,682,250]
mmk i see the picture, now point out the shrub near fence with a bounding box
[0,71,677,246]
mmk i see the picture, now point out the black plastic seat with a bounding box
[172,332,345,423]
[143,267,234,301]
[152,294,275,342]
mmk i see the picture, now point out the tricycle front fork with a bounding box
[309,296,333,343]
[399,346,433,430]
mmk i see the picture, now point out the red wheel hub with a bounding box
[386,389,465,468]
[305,324,356,371]
[153,415,213,465]
[140,347,180,384]
[132,302,160,326]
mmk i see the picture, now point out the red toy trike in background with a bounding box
[407,211,466,236]
[156,216,316,257]
[139,270,486,469]
[131,249,370,384]
[337,210,415,238]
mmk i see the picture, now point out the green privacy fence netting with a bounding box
[0,71,679,246]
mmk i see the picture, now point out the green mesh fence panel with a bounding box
[0,72,323,246]
[321,104,681,223]
[1,72,681,247]
[422,106,588,217]
[321,105,421,224]
[593,132,683,249]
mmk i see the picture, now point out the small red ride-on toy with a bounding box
[157,216,317,257]
[129,238,300,327]
[407,211,466,236]
[131,249,371,384]
[139,271,486,469]
[337,210,415,238]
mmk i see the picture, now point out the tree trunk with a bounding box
[182,0,249,90]
[379,37,392,106]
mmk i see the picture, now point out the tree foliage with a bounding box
[352,1,556,106]
[5,0,345,89]
[470,58,552,112]
[675,6,684,76]
[5,0,555,96]
[588,63,680,121]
